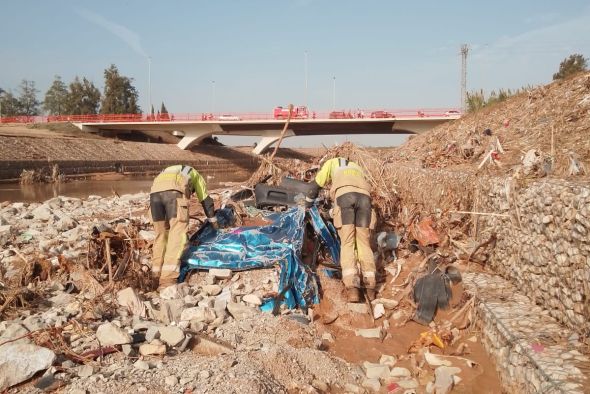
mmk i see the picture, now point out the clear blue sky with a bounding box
[1,0,589,147]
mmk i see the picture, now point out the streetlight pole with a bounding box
[332,76,336,111]
[148,56,152,115]
[304,51,308,109]
[211,80,216,114]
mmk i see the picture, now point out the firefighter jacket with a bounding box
[150,165,209,202]
[314,158,371,200]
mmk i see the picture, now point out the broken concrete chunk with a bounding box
[373,303,385,319]
[134,360,150,370]
[95,322,132,346]
[209,268,232,279]
[139,340,167,356]
[424,352,453,367]
[361,378,381,392]
[242,294,262,306]
[355,327,382,339]
[158,326,185,347]
[433,366,461,394]
[227,302,257,320]
[0,322,31,345]
[373,298,399,309]
[117,287,146,317]
[362,361,390,379]
[379,354,397,367]
[203,284,222,296]
[180,307,216,323]
[0,343,56,390]
[192,335,233,356]
[76,364,95,378]
[159,284,186,300]
[389,367,411,378]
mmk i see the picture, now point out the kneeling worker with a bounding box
[308,157,377,302]
[150,165,217,290]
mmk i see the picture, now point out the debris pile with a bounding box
[394,72,590,179]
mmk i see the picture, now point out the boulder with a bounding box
[139,340,166,356]
[95,322,132,346]
[227,302,257,320]
[242,294,262,306]
[117,287,146,317]
[159,326,185,347]
[0,343,56,390]
[209,268,232,279]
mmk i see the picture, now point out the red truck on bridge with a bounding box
[273,105,309,119]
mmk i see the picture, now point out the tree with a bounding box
[66,77,101,115]
[160,102,168,114]
[553,54,588,80]
[17,79,40,116]
[100,64,141,114]
[44,75,69,115]
[0,90,21,117]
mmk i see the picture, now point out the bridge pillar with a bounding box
[252,130,295,155]
[177,129,215,150]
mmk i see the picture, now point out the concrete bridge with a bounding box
[70,109,460,154]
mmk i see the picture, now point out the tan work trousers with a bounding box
[150,191,190,287]
[338,224,376,290]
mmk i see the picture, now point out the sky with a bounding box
[1,0,589,147]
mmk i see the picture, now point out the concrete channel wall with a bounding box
[388,163,590,392]
[0,135,260,180]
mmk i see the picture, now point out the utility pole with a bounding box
[460,44,469,112]
[211,80,216,114]
[148,56,152,115]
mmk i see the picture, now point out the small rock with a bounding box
[117,287,145,317]
[203,285,222,296]
[145,325,161,342]
[180,307,216,323]
[159,326,185,347]
[321,332,335,343]
[159,284,183,300]
[139,340,167,356]
[95,322,132,346]
[133,360,150,371]
[242,294,262,306]
[138,230,155,241]
[433,366,461,394]
[373,303,385,319]
[355,327,381,339]
[209,268,232,279]
[312,380,329,392]
[343,383,362,393]
[398,379,419,389]
[379,354,397,367]
[199,370,211,380]
[165,375,178,386]
[227,302,257,320]
[373,298,399,309]
[77,364,95,378]
[362,361,389,379]
[390,367,411,378]
[361,378,381,392]
[122,344,134,356]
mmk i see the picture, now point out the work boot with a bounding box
[345,287,361,303]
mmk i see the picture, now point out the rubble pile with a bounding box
[394,72,590,179]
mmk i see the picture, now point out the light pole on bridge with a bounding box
[148,56,152,115]
[304,51,308,109]
[332,76,336,111]
[211,80,216,114]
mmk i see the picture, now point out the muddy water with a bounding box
[0,173,247,203]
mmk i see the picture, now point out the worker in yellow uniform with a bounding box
[150,165,217,290]
[308,157,377,302]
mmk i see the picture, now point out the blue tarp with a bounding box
[179,206,340,311]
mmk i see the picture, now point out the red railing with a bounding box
[0,108,461,124]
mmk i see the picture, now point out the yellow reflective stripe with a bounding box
[315,158,339,188]
[189,169,209,202]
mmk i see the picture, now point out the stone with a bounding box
[433,366,461,394]
[312,380,329,392]
[361,378,381,392]
[242,294,262,306]
[398,379,419,389]
[134,360,150,371]
[321,332,335,343]
[55,215,77,231]
[199,370,211,380]
[203,285,222,296]
[49,292,74,306]
[192,336,233,356]
[145,326,161,342]
[159,326,185,347]
[390,367,411,378]
[379,354,397,367]
[362,361,389,379]
[181,307,216,323]
[122,344,134,356]
[0,323,30,345]
[373,303,385,319]
[347,303,369,314]
[424,352,452,367]
[117,287,146,317]
[165,375,178,386]
[31,205,53,221]
[22,315,47,332]
[0,343,56,390]
[139,230,155,241]
[158,299,185,324]
[77,364,95,378]
[227,302,257,320]
[373,298,399,309]
[355,327,382,339]
[139,340,166,356]
[95,322,132,346]
[209,268,232,279]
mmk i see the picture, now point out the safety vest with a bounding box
[315,158,371,199]
[151,165,196,198]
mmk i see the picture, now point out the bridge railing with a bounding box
[0,108,461,124]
